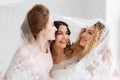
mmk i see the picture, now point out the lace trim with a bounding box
[3,44,52,80]
[51,56,80,71]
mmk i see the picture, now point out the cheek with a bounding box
[54,39,60,46]
[47,26,53,31]
[87,35,93,40]
[66,35,70,42]
[48,28,53,32]
[67,35,70,39]
[55,36,61,42]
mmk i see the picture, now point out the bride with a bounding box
[50,20,120,80]
[3,4,57,80]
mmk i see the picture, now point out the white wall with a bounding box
[106,0,120,68]
[27,0,106,19]
[0,0,106,79]
[85,0,106,19]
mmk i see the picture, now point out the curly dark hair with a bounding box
[50,21,73,57]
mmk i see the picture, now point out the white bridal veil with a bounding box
[0,5,119,80]
[0,12,119,79]
[0,0,119,80]
[51,15,120,80]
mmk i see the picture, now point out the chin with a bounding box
[60,45,66,48]
[80,42,85,47]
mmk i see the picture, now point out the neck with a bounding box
[36,35,48,53]
[52,45,71,64]
[53,45,64,56]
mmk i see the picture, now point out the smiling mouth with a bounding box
[81,39,87,42]
[59,41,68,44]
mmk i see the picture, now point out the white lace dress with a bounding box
[50,57,80,80]
[3,44,53,80]
[50,47,120,80]
[50,26,120,80]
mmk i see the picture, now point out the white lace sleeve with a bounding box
[3,47,32,80]
[3,45,53,80]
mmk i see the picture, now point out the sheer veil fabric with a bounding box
[50,15,120,80]
[2,16,53,80]
[2,14,119,80]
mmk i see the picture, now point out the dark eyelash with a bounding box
[56,31,62,35]
[88,32,92,35]
[66,32,70,35]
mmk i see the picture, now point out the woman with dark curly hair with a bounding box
[50,21,73,65]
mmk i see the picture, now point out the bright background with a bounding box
[0,0,119,79]
[106,0,120,69]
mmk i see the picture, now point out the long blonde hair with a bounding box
[72,21,105,58]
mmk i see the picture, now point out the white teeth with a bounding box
[81,39,87,41]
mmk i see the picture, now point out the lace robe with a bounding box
[50,57,80,80]
[50,46,120,80]
[3,44,53,80]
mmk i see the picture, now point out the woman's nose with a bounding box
[81,32,87,38]
[63,34,68,38]
[54,27,57,31]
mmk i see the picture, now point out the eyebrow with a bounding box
[82,28,86,31]
[87,29,94,33]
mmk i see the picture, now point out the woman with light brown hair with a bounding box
[3,4,56,80]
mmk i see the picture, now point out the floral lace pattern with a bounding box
[50,28,120,80]
[51,56,80,71]
[50,57,80,80]
[3,44,53,80]
[51,47,120,80]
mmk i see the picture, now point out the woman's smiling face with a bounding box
[79,26,96,47]
[54,25,70,48]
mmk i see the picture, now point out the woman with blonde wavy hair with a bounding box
[71,21,105,59]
